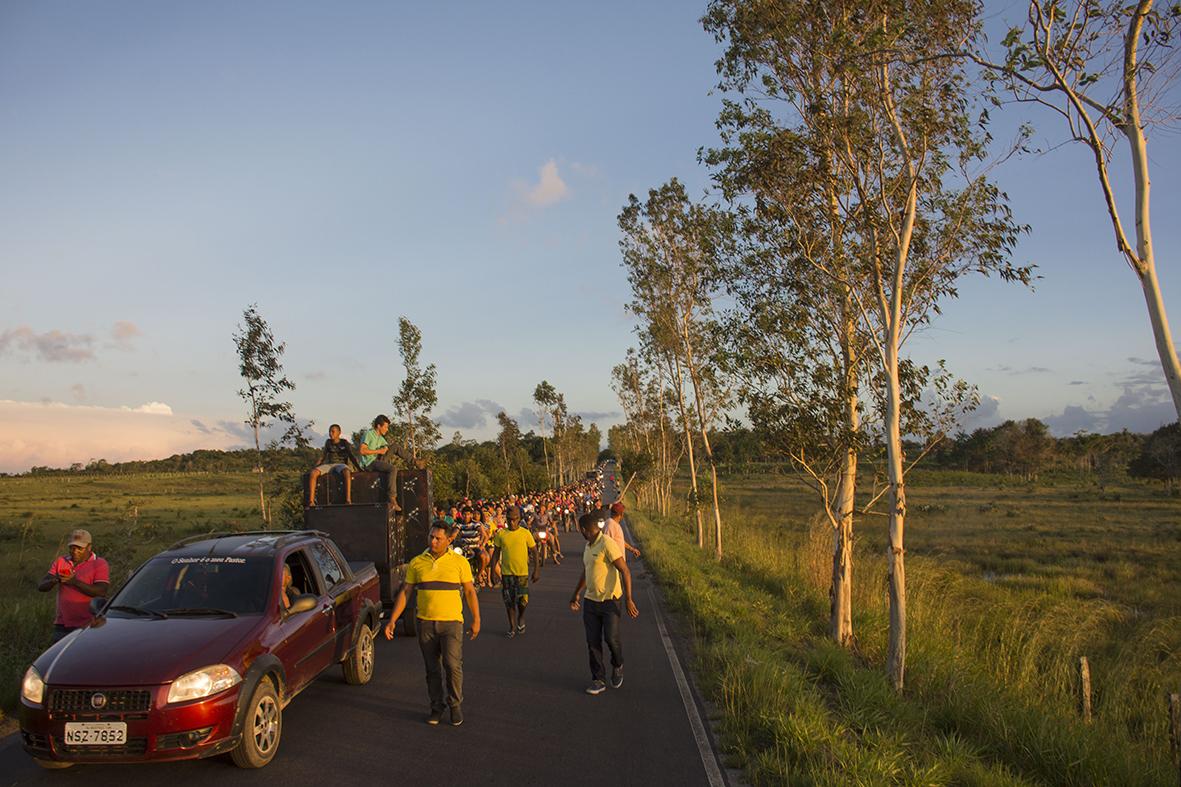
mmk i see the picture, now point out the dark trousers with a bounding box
[51,624,79,643]
[582,598,623,681]
[417,620,463,711]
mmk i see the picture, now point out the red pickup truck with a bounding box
[19,530,381,769]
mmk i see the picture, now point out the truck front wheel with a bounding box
[231,679,281,768]
[343,623,375,685]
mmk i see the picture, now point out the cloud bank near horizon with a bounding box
[0,399,316,473]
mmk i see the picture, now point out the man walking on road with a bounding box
[384,522,480,726]
[489,504,539,637]
[569,511,638,695]
[603,502,641,561]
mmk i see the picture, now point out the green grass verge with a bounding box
[631,505,1175,786]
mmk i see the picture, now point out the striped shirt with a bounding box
[406,549,473,622]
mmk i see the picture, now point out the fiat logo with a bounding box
[90,692,107,709]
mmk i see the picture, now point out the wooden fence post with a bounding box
[1167,692,1180,787]
[1078,657,1092,724]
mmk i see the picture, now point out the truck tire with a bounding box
[342,623,375,685]
[401,608,417,637]
[231,678,281,769]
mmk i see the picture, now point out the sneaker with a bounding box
[610,667,624,689]
[585,680,607,696]
[427,709,444,725]
[450,706,464,727]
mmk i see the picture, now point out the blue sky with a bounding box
[0,1,1178,471]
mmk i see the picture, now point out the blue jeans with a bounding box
[582,598,623,681]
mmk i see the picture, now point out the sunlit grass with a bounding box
[632,469,1179,785]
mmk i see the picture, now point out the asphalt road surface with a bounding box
[0,470,724,786]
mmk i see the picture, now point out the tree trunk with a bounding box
[253,421,268,527]
[1115,0,1181,422]
[671,356,704,546]
[683,335,723,560]
[884,342,907,691]
[831,379,858,647]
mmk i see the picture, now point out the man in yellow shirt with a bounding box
[384,522,481,726]
[569,511,639,695]
[489,505,539,637]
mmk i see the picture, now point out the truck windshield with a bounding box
[110,556,273,616]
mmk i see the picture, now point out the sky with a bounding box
[1,1,1178,473]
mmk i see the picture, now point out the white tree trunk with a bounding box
[1126,117,1181,419]
[671,356,704,547]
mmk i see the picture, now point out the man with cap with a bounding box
[37,529,109,642]
[602,502,641,562]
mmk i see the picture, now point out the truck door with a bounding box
[275,548,337,692]
[309,542,356,661]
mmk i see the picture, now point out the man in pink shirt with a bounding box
[602,502,641,562]
[37,529,109,642]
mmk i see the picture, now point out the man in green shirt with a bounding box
[357,414,416,506]
[489,505,540,637]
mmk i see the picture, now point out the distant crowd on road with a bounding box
[35,456,642,731]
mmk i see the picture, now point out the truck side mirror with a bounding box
[288,594,318,614]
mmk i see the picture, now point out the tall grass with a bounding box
[632,504,1176,785]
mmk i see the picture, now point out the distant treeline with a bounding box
[12,429,605,505]
[649,420,1181,485]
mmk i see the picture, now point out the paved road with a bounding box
[1,470,722,786]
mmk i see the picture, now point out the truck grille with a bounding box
[49,689,151,714]
[60,737,149,756]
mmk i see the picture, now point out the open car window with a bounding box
[110,556,272,615]
[284,549,322,600]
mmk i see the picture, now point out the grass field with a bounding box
[0,472,263,722]
[632,469,1181,786]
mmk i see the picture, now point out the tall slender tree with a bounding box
[620,179,731,560]
[233,304,306,526]
[392,316,440,462]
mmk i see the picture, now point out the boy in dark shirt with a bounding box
[308,424,361,506]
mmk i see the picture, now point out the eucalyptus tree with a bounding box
[233,304,307,526]
[704,0,1030,689]
[619,179,732,559]
[612,349,684,515]
[496,410,525,492]
[980,0,1181,420]
[703,0,875,647]
[392,316,440,463]
[533,380,557,482]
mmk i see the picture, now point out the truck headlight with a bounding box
[22,666,45,705]
[167,664,242,704]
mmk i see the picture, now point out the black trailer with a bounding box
[302,468,433,634]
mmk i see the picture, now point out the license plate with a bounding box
[64,722,127,746]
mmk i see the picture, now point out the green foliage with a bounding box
[392,316,441,460]
[1128,422,1181,485]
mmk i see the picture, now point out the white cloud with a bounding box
[501,159,571,223]
[525,159,569,206]
[127,401,173,415]
[0,399,237,473]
